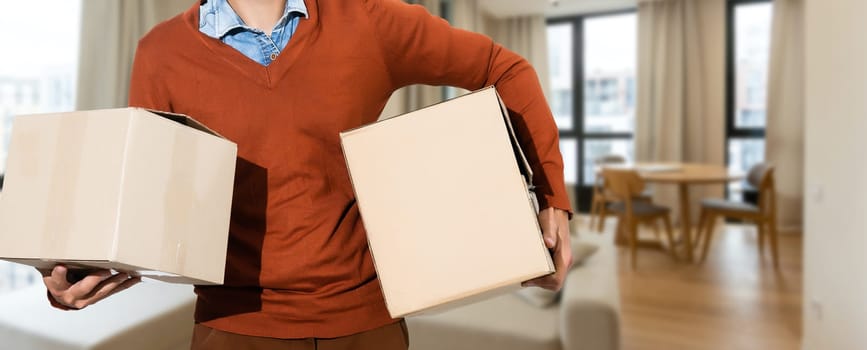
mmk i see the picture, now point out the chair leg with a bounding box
[768,217,780,268]
[589,197,599,231]
[629,220,639,270]
[598,202,608,232]
[756,220,766,256]
[695,210,708,254]
[662,215,678,261]
[652,221,662,241]
[699,213,718,264]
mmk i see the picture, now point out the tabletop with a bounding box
[601,162,744,184]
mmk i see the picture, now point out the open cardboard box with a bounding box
[0,108,236,285]
[340,86,555,318]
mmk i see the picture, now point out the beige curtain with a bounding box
[76,0,190,110]
[482,15,550,100]
[451,0,483,32]
[636,0,726,221]
[636,0,707,163]
[765,0,804,233]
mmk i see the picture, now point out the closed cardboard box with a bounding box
[340,87,554,318]
[0,108,236,285]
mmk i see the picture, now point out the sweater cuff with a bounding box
[533,158,573,219]
[537,193,574,220]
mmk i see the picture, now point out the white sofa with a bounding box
[406,231,620,350]
[0,281,196,350]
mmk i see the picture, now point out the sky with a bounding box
[0,0,81,77]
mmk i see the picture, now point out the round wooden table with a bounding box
[603,163,744,262]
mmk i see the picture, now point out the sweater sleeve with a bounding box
[363,0,573,216]
[128,39,172,111]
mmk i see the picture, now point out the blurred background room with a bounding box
[0,0,864,349]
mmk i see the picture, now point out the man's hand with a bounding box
[40,265,140,310]
[522,207,572,291]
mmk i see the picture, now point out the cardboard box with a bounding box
[0,108,237,285]
[340,87,554,318]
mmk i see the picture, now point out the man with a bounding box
[41,0,574,348]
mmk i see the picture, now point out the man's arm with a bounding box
[363,0,570,216]
[363,0,574,290]
[129,37,172,111]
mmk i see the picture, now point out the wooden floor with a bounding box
[587,217,802,350]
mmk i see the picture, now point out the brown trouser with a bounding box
[190,320,409,350]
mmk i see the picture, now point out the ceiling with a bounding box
[478,0,637,19]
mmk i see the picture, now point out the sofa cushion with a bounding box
[407,292,561,350]
[406,231,620,350]
[514,240,599,308]
[701,198,759,214]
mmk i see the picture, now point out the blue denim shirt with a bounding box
[199,0,308,66]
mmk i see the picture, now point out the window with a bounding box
[548,11,637,211]
[548,22,574,131]
[0,1,82,294]
[727,0,772,201]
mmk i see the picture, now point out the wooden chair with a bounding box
[589,155,626,232]
[695,163,778,267]
[603,168,678,269]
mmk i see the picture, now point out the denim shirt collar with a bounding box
[200,0,308,38]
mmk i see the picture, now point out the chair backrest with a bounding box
[601,169,645,201]
[602,169,645,223]
[746,162,776,217]
[747,162,771,188]
[593,154,627,190]
[594,154,627,166]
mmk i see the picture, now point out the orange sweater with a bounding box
[129,0,571,338]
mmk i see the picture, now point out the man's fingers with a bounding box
[75,275,140,309]
[538,208,559,248]
[524,230,571,291]
[522,275,560,290]
[67,270,115,299]
[527,208,573,291]
[45,265,73,293]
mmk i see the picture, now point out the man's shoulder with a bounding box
[137,8,197,55]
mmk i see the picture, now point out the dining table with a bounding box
[600,162,745,262]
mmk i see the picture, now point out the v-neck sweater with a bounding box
[128,0,571,339]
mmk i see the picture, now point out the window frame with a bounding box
[548,9,637,212]
[725,0,772,202]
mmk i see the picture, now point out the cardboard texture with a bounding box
[0,108,237,285]
[340,87,555,318]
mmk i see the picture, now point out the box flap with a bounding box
[141,108,228,139]
[493,90,535,188]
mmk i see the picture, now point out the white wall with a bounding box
[479,0,636,18]
[802,0,867,348]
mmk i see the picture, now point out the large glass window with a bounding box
[0,0,82,294]
[583,14,636,134]
[727,0,772,201]
[548,23,574,131]
[548,12,636,211]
